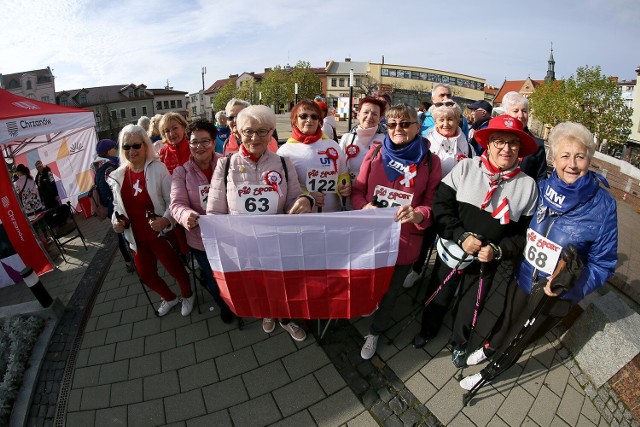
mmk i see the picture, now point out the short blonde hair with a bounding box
[159,112,188,136]
[548,122,596,160]
[386,104,418,122]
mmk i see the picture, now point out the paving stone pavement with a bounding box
[1,204,639,426]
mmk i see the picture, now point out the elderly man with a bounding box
[34,160,60,209]
[501,91,548,181]
[420,83,469,138]
[468,100,493,155]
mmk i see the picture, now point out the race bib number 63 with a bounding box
[524,228,562,276]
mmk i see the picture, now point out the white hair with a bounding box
[501,91,528,110]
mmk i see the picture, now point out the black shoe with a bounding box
[452,348,467,368]
[413,334,428,349]
[220,308,235,324]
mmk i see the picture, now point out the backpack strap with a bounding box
[370,143,383,162]
[223,154,232,187]
[279,155,289,183]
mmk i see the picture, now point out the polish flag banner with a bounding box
[199,209,400,319]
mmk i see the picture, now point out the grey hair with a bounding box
[432,103,462,120]
[432,83,452,97]
[118,124,157,165]
[386,104,418,122]
[137,116,150,129]
[501,91,528,110]
[236,105,276,130]
[215,110,226,122]
[548,122,596,160]
[225,98,250,115]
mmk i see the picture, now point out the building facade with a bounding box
[0,67,56,103]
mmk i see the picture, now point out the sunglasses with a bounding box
[122,143,143,151]
[434,101,455,107]
[387,121,416,129]
[298,113,320,121]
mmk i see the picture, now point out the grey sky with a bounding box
[2,0,638,94]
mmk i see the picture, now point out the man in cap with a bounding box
[467,100,493,155]
[34,160,60,209]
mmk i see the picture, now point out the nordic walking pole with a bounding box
[458,262,486,380]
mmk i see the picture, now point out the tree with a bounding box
[236,79,259,105]
[530,65,632,146]
[290,60,322,101]
[212,80,237,113]
[260,65,290,113]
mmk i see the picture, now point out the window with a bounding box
[60,96,68,106]
[177,100,182,108]
[355,78,361,87]
[128,89,134,98]
[41,95,50,103]
[131,107,137,117]
[95,112,101,123]
[156,101,162,110]
[170,100,176,108]
[163,101,169,109]
[79,94,87,104]
[331,78,337,87]
[120,109,126,119]
[111,110,117,121]
[339,78,345,87]
[26,81,32,90]
[192,107,197,115]
[142,106,148,115]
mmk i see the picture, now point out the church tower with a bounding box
[545,43,556,82]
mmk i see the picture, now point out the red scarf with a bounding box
[291,126,323,144]
[240,144,261,163]
[479,154,520,209]
[159,138,190,174]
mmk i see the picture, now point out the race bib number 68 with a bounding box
[523,228,562,276]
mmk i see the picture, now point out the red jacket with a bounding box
[158,139,191,174]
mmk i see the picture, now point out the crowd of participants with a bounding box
[91,83,617,392]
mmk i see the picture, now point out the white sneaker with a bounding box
[466,348,488,366]
[361,335,379,360]
[263,318,276,333]
[181,294,195,316]
[402,270,421,289]
[459,373,484,391]
[158,297,179,316]
[279,321,307,342]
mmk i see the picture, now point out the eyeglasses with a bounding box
[122,143,143,151]
[189,138,213,148]
[227,116,235,121]
[298,113,320,121]
[241,128,272,138]
[490,138,520,150]
[434,101,455,107]
[387,121,416,129]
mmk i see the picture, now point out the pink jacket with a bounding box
[351,143,442,264]
[207,150,303,215]
[170,154,222,251]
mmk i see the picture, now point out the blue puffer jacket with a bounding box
[514,171,618,304]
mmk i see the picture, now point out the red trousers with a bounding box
[133,237,191,301]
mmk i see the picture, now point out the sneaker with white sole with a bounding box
[158,297,179,316]
[280,321,306,341]
[459,372,486,391]
[402,270,422,289]
[181,294,195,316]
[263,318,276,333]
[466,348,488,366]
[361,334,379,360]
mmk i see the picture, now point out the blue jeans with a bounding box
[191,248,231,313]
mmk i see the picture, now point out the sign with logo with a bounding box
[524,228,562,276]
[235,185,279,214]
[373,185,413,207]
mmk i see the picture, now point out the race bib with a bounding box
[198,184,210,212]
[373,185,413,207]
[523,228,562,276]
[235,185,279,214]
[306,168,338,193]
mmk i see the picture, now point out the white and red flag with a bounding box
[199,209,400,319]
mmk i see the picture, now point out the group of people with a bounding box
[93,86,617,387]
[13,160,61,217]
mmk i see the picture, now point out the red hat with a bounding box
[473,115,537,157]
[315,101,329,112]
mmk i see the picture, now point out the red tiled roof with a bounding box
[205,76,238,94]
[494,79,546,104]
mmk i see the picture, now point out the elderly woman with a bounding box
[109,125,193,317]
[460,122,618,390]
[352,104,442,359]
[414,115,539,368]
[425,102,474,177]
[170,119,235,324]
[158,112,190,174]
[207,105,313,341]
[278,100,351,212]
[223,98,278,155]
[339,96,388,184]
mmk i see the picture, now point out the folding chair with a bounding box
[44,202,87,262]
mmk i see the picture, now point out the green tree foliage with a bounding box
[260,65,290,112]
[212,80,237,113]
[290,60,322,101]
[236,79,259,105]
[530,65,632,146]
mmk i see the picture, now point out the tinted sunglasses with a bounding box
[298,113,320,121]
[387,121,416,129]
[122,143,143,151]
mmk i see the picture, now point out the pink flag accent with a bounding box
[200,209,401,319]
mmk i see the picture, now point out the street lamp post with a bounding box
[259,91,262,105]
[294,83,299,105]
[348,69,354,131]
